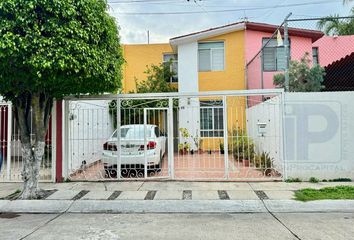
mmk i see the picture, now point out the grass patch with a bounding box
[295,186,354,201]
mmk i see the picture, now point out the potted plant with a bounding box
[219,141,225,154]
[193,134,204,154]
[254,151,277,176]
[231,128,255,166]
[178,142,190,155]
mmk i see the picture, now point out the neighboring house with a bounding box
[313,35,354,91]
[313,35,354,67]
[121,21,325,150]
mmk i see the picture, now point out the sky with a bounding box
[107,0,354,44]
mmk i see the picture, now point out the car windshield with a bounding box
[112,126,152,139]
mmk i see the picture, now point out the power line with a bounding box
[109,0,343,15]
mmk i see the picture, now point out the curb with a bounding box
[1,199,354,214]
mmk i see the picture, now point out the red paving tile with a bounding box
[70,153,281,181]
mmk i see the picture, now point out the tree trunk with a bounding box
[14,93,53,200]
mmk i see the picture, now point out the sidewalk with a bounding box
[1,181,354,213]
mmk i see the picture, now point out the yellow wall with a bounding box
[122,31,248,151]
[197,31,247,149]
[122,43,173,93]
[198,31,245,91]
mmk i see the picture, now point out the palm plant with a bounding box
[317,7,354,35]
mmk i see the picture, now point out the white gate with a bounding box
[64,89,284,181]
[0,100,54,182]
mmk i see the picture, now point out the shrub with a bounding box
[254,152,273,170]
[285,178,302,183]
[231,129,255,161]
[309,177,320,183]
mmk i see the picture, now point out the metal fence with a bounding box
[64,89,284,181]
[286,16,354,91]
[246,15,354,93]
[0,101,54,182]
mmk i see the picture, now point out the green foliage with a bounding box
[295,186,354,201]
[133,61,177,94]
[309,177,320,183]
[254,151,273,171]
[273,53,325,92]
[285,178,302,183]
[231,129,255,161]
[108,61,178,127]
[0,0,123,100]
[317,8,354,35]
[219,141,224,151]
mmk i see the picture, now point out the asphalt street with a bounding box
[0,212,353,240]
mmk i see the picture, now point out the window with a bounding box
[262,38,288,71]
[200,101,224,137]
[198,42,224,71]
[312,47,319,65]
[163,53,178,82]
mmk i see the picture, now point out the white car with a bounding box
[102,124,167,172]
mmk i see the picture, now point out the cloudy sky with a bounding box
[107,0,353,44]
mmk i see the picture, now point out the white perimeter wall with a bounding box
[67,100,114,173]
[246,96,283,175]
[177,42,200,148]
[247,92,354,180]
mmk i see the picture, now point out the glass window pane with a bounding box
[212,48,224,71]
[200,108,212,130]
[199,49,211,71]
[213,108,224,130]
[198,42,224,49]
[276,47,286,70]
[263,47,276,71]
[163,53,177,62]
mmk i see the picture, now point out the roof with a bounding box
[324,52,354,91]
[170,21,324,46]
[313,35,354,67]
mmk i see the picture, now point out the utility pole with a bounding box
[147,30,150,44]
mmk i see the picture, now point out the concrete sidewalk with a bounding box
[1,181,353,213]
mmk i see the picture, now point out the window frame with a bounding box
[162,53,178,83]
[198,41,225,72]
[262,38,290,72]
[312,47,319,65]
[200,101,224,138]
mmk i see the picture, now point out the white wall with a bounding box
[284,92,354,180]
[67,100,114,173]
[177,42,200,148]
[246,96,283,174]
[247,92,354,180]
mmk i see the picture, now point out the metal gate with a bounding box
[65,89,284,181]
[0,101,54,182]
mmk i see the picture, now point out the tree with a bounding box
[273,54,325,92]
[133,61,177,93]
[0,0,123,199]
[317,8,354,35]
[109,61,177,127]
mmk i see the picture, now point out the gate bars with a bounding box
[64,89,285,181]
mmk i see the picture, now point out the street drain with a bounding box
[108,191,122,200]
[218,190,230,200]
[42,189,58,199]
[144,191,157,200]
[72,190,89,200]
[182,190,192,200]
[0,213,20,219]
[255,190,269,200]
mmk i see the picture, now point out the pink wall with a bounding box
[245,30,314,90]
[313,35,354,67]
